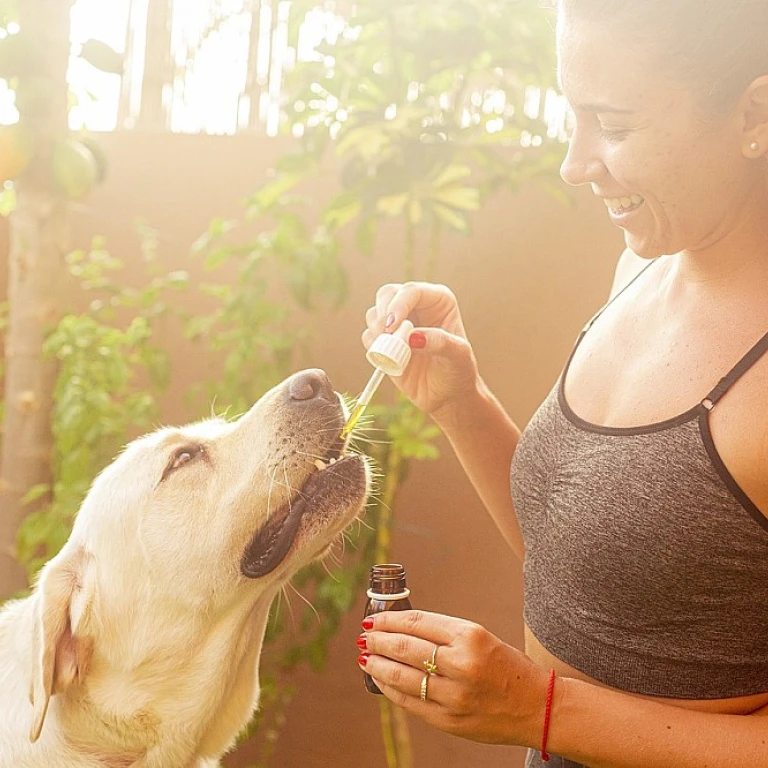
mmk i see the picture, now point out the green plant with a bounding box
[15,237,186,578]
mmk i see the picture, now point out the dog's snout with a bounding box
[287,369,335,403]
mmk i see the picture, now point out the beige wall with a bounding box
[0,132,623,767]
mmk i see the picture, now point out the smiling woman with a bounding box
[354,1,768,767]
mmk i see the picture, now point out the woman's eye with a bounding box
[598,126,630,142]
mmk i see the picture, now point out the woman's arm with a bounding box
[359,610,768,768]
[550,676,768,768]
[363,281,526,560]
[431,378,524,561]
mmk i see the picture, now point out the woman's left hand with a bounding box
[357,610,549,746]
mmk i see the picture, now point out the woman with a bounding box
[355,1,768,765]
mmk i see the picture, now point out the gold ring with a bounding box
[423,644,439,676]
[419,672,429,702]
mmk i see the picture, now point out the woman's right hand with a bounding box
[363,282,481,419]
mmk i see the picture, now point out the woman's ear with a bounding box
[741,74,768,157]
[29,546,95,743]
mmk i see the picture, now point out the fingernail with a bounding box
[409,331,426,349]
[358,652,370,666]
[362,617,374,630]
[356,635,367,650]
[385,313,395,329]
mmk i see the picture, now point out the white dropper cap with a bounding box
[341,320,414,438]
[365,319,413,376]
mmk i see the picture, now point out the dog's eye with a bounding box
[169,445,203,471]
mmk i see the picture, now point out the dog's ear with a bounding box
[29,546,95,743]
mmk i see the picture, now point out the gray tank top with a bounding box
[512,261,768,698]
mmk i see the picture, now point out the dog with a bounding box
[0,369,370,767]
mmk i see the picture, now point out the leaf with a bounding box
[0,184,16,217]
[323,191,361,230]
[192,217,236,253]
[336,123,390,161]
[431,186,480,211]
[431,164,472,188]
[204,246,233,270]
[407,198,423,226]
[79,39,124,76]
[376,194,408,217]
[21,483,50,505]
[247,173,303,214]
[431,202,470,233]
[355,216,377,254]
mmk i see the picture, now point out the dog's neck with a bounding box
[50,586,276,766]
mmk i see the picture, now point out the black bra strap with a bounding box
[563,256,659,375]
[703,330,768,409]
[581,256,658,336]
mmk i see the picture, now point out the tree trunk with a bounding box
[0,0,72,599]
[137,0,174,131]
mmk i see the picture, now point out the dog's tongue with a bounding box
[240,495,308,579]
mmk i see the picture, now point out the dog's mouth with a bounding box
[240,434,366,580]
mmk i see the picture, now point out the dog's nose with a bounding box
[287,369,336,403]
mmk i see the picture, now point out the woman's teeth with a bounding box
[604,194,644,213]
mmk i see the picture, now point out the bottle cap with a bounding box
[366,320,413,377]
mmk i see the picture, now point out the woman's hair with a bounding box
[555,0,768,114]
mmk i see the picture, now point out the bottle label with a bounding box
[366,588,411,601]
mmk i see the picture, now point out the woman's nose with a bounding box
[559,127,604,187]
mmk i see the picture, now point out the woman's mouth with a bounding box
[604,194,644,215]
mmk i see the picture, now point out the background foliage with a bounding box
[0,1,561,765]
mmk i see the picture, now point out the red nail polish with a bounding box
[409,331,426,349]
[362,617,374,630]
[356,635,367,650]
[385,313,395,329]
[358,653,370,666]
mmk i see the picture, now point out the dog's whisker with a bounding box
[279,584,300,631]
[326,545,344,568]
[319,557,341,581]
[286,581,320,624]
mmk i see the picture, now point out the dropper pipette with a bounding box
[340,320,414,439]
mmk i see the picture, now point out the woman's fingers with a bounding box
[372,282,459,332]
[361,630,445,677]
[359,611,487,693]
[374,283,402,325]
[363,609,469,645]
[360,652,430,697]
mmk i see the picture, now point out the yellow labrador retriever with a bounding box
[0,369,370,767]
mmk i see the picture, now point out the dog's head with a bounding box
[28,369,370,742]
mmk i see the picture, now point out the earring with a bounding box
[750,141,760,153]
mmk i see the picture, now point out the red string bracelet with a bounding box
[541,668,556,762]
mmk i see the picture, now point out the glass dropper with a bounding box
[340,319,414,439]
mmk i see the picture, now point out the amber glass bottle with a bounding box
[363,563,412,694]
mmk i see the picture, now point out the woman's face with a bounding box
[557,15,755,259]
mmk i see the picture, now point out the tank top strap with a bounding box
[576,256,658,342]
[560,257,659,379]
[701,329,768,411]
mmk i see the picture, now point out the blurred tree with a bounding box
[0,0,116,597]
[0,0,73,597]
